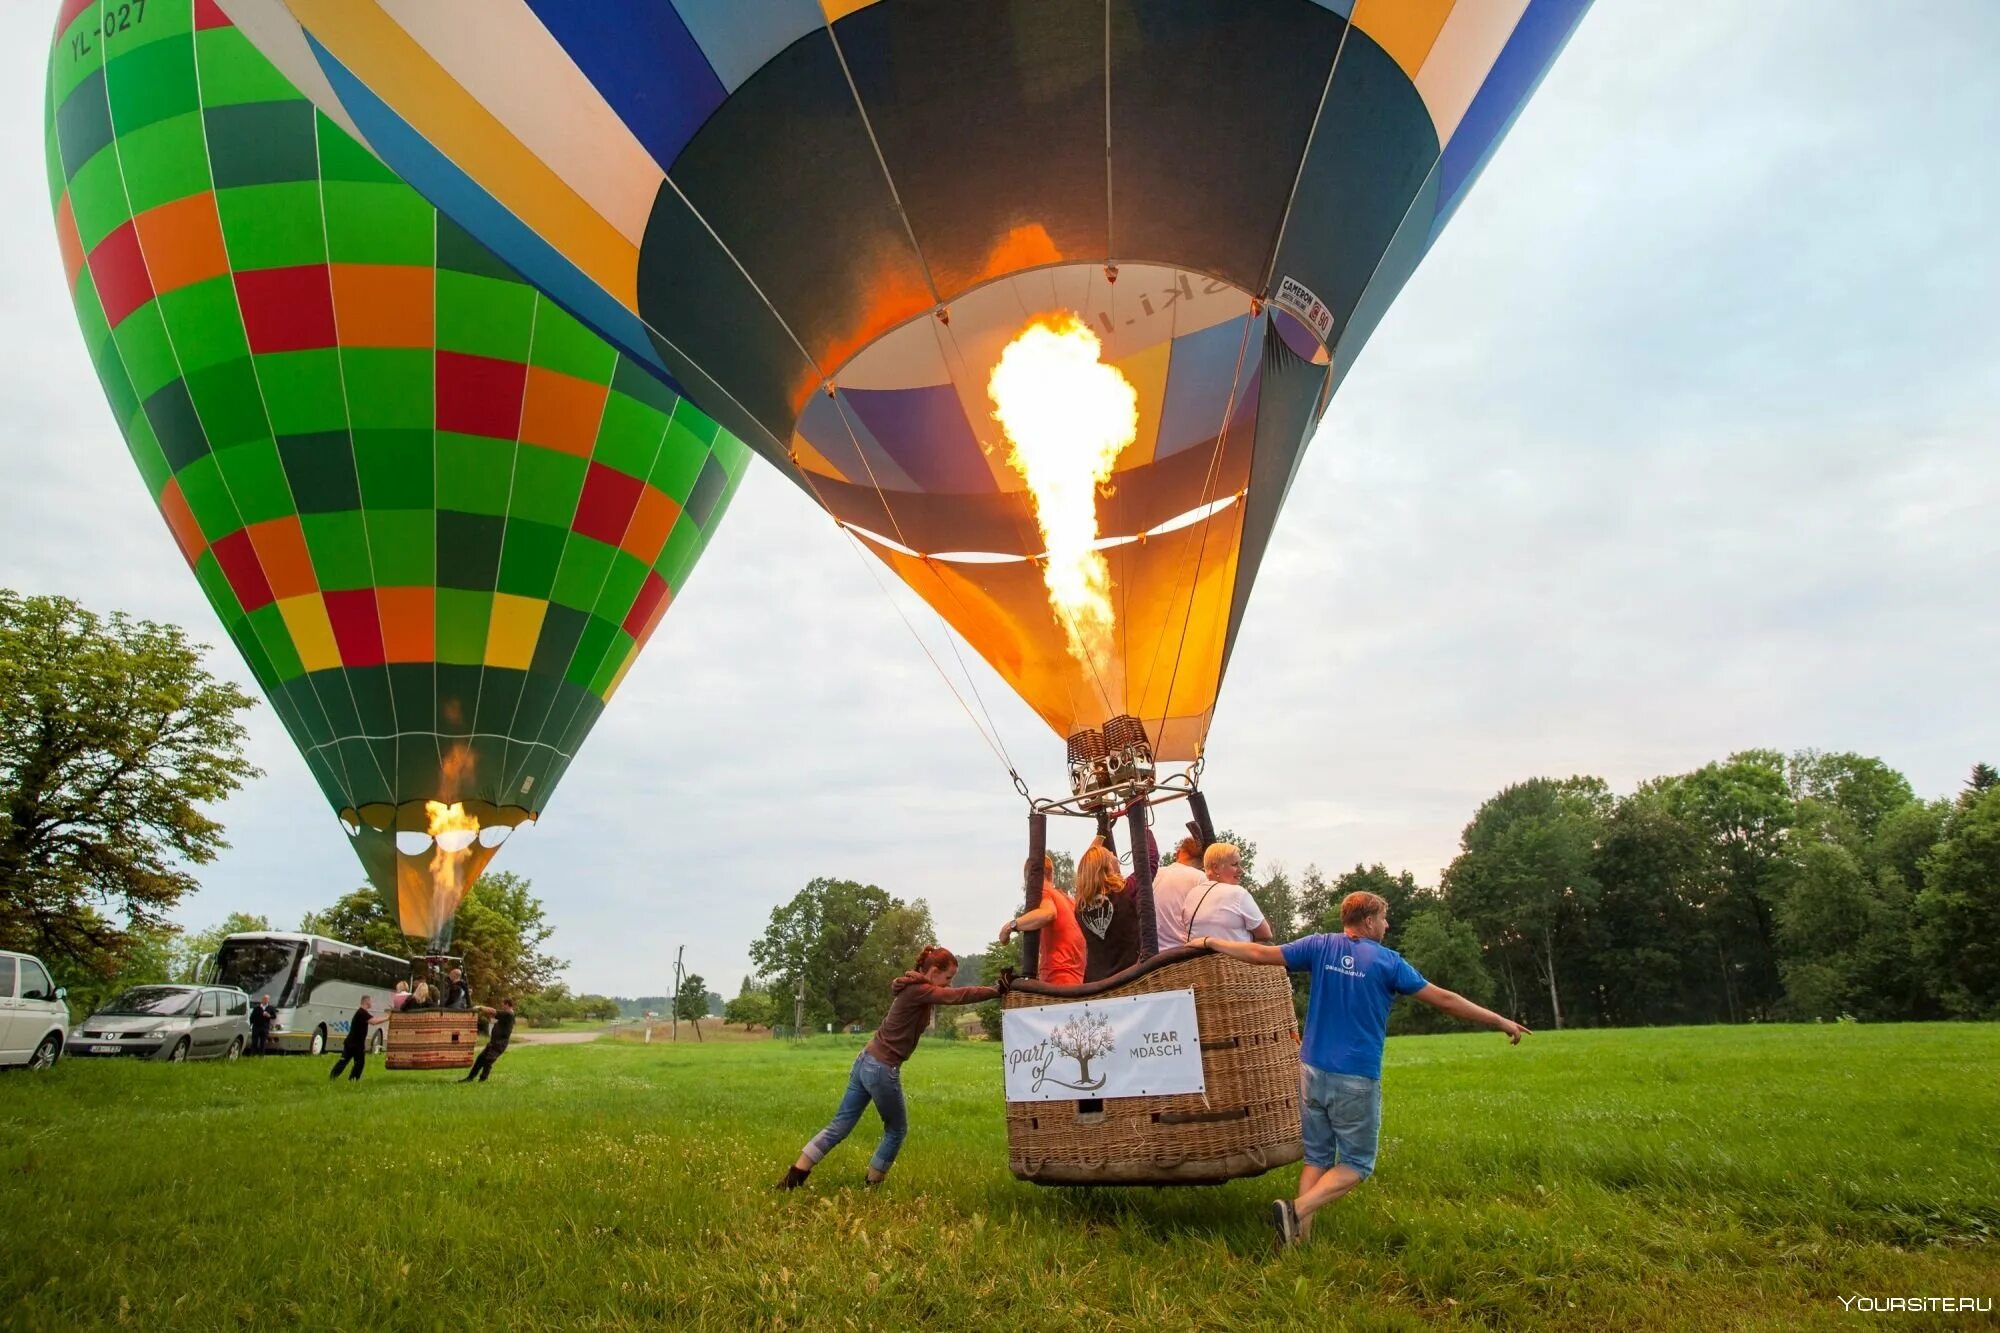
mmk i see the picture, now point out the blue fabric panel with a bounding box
[794,390,917,493]
[1155,315,1254,460]
[1432,0,1594,235]
[304,33,669,384]
[524,0,726,171]
[672,0,824,93]
[841,384,993,495]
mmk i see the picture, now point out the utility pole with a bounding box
[671,945,684,1042]
[794,970,806,1041]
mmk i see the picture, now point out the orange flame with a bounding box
[424,799,481,927]
[988,313,1139,674]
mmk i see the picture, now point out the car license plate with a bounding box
[91,1044,122,1054]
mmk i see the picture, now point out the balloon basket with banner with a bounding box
[1001,951,1301,1186]
[385,1009,477,1071]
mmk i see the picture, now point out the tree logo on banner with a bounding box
[1044,1009,1116,1092]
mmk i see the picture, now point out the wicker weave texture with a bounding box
[1002,954,1303,1184]
[385,1009,477,1070]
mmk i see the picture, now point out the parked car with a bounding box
[0,950,70,1070]
[69,985,253,1062]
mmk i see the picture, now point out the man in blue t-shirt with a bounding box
[1198,889,1529,1248]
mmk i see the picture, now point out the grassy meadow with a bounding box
[1,1024,1994,1330]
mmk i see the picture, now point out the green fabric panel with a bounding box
[496,519,566,600]
[192,549,238,621]
[593,551,649,621]
[71,267,113,350]
[315,113,401,185]
[506,446,584,528]
[65,144,132,249]
[565,616,619,690]
[435,432,515,516]
[657,515,701,580]
[113,111,211,216]
[155,276,248,375]
[183,356,268,450]
[648,416,710,501]
[301,509,375,591]
[229,615,279,693]
[527,302,617,385]
[321,180,433,266]
[340,348,431,428]
[550,535,616,612]
[105,33,198,137]
[213,438,293,526]
[434,511,501,590]
[276,432,361,513]
[434,214,514,281]
[595,393,669,476]
[352,429,435,508]
[434,588,492,665]
[202,99,317,189]
[435,270,535,361]
[123,408,173,499]
[215,180,325,269]
[50,11,101,105]
[55,69,114,179]
[175,452,241,540]
[586,630,636,696]
[611,356,679,416]
[255,348,347,436]
[193,28,298,108]
[364,509,435,587]
[109,0,195,48]
[247,602,304,680]
[109,300,180,401]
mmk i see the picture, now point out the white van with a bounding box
[0,950,70,1069]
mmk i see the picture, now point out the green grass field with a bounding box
[2,1025,1994,1330]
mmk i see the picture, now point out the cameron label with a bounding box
[1274,275,1334,344]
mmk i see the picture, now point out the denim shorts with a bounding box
[1299,1064,1383,1176]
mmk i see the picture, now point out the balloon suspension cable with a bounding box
[835,523,1025,792]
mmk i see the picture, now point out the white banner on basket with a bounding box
[1001,989,1204,1102]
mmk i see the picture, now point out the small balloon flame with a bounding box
[424,799,480,924]
[988,313,1139,674]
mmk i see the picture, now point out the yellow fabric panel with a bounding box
[1415,0,1530,144]
[855,501,1245,761]
[1113,337,1174,472]
[277,594,342,673]
[821,0,882,22]
[484,594,547,670]
[287,0,640,311]
[1352,0,1458,80]
[790,435,848,483]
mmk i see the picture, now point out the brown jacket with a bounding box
[864,971,997,1066]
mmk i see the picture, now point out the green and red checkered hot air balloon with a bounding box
[44,0,749,946]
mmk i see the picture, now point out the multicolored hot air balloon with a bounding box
[44,0,750,946]
[210,0,1588,775]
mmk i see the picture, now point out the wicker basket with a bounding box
[385,1009,477,1070]
[1002,951,1302,1185]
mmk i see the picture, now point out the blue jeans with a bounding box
[802,1051,908,1174]
[1299,1064,1382,1177]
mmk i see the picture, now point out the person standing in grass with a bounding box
[1197,890,1531,1249]
[780,947,1006,1190]
[461,998,516,1083]
[249,994,279,1055]
[328,996,388,1082]
[998,852,1086,985]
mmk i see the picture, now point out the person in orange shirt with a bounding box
[999,851,1087,985]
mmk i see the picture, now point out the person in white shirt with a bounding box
[1182,843,1273,945]
[1152,835,1209,948]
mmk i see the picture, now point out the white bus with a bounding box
[210,933,411,1055]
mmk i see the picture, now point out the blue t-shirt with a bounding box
[1280,933,1428,1080]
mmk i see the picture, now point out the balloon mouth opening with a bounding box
[340,802,536,944]
[338,800,535,854]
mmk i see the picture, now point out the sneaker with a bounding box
[1267,1199,1299,1250]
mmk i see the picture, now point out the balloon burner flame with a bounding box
[988,313,1139,675]
[424,800,480,927]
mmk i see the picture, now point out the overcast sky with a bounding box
[3,1,1995,997]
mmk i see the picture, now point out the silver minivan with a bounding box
[70,985,253,1062]
[0,950,71,1070]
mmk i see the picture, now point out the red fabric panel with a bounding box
[193,0,234,29]
[235,265,337,354]
[435,351,528,440]
[572,461,643,547]
[622,569,669,638]
[323,588,387,667]
[87,221,155,327]
[210,528,275,612]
